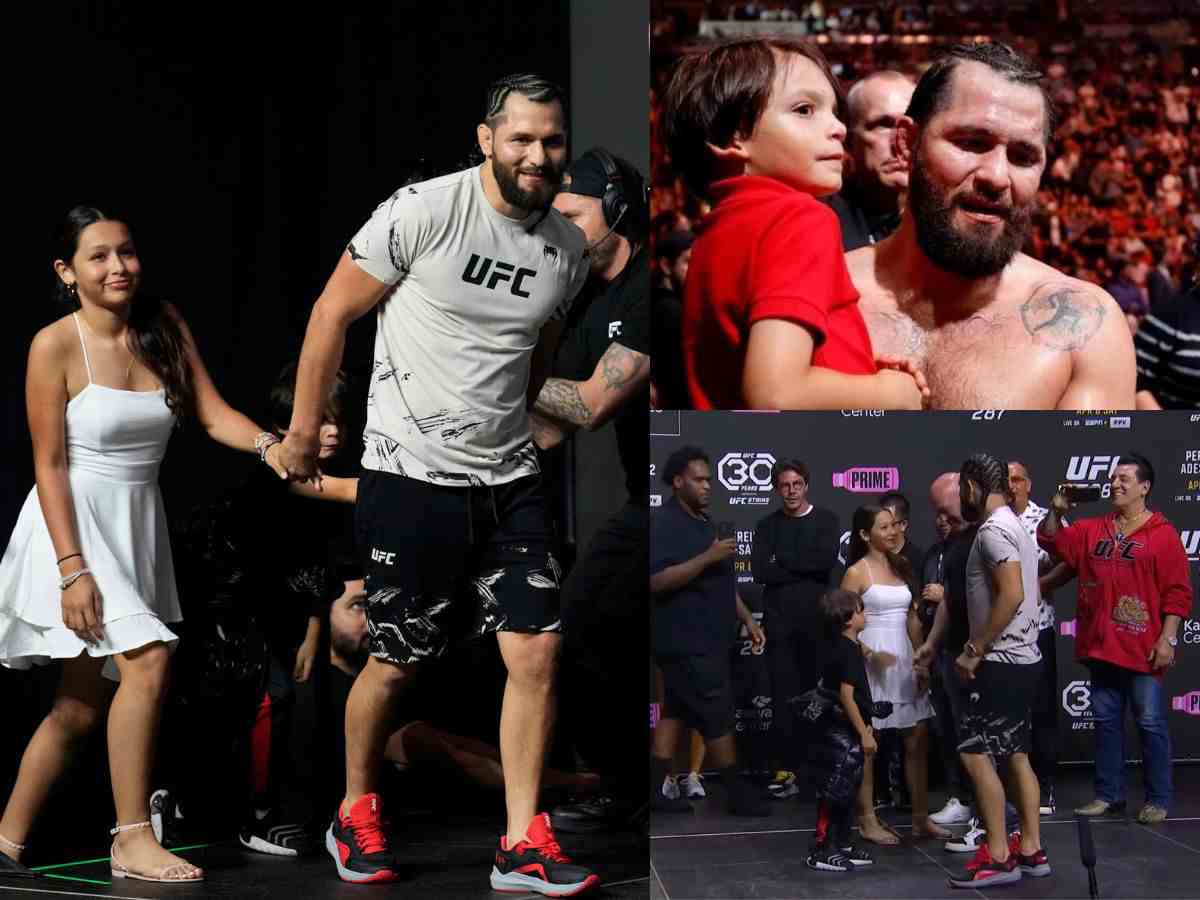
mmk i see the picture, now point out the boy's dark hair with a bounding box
[821,589,863,634]
[877,491,911,521]
[663,35,844,202]
[269,361,349,435]
[1118,452,1155,494]
[905,42,1056,144]
[773,459,810,487]
[663,445,710,485]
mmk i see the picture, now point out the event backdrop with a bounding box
[651,410,1200,765]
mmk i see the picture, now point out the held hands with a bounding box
[275,433,324,490]
[61,574,105,644]
[1149,635,1176,671]
[747,621,767,651]
[875,356,932,409]
[921,584,945,605]
[955,650,982,682]
[913,641,936,669]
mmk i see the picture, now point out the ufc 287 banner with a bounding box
[650,410,1200,764]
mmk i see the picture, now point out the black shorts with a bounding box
[657,653,734,740]
[355,470,563,665]
[957,659,1042,760]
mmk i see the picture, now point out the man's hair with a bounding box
[905,42,1056,143]
[1118,452,1155,493]
[1008,459,1031,479]
[663,35,844,202]
[878,491,911,520]
[663,445,710,485]
[845,69,914,129]
[960,452,1013,501]
[821,589,864,635]
[773,459,811,487]
[483,73,567,127]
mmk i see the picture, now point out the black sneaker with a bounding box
[806,845,852,872]
[490,813,599,897]
[551,796,646,833]
[325,794,398,884]
[839,844,874,867]
[240,808,314,857]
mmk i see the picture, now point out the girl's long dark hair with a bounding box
[54,206,194,419]
[847,504,915,591]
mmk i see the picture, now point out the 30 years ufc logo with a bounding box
[462,254,537,297]
[718,452,776,492]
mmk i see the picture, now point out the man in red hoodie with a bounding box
[1038,453,1193,824]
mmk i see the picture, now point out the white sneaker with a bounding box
[683,773,706,799]
[662,775,680,800]
[944,818,986,853]
[930,797,973,826]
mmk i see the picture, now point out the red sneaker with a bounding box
[948,842,1021,888]
[490,813,600,897]
[324,794,397,884]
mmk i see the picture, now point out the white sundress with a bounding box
[0,314,181,681]
[860,559,933,730]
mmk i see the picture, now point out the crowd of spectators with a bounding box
[651,2,1200,339]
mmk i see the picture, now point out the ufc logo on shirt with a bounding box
[1092,538,1141,562]
[608,320,623,338]
[371,547,396,566]
[461,253,537,297]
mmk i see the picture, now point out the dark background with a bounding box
[3,0,648,864]
[650,410,1200,768]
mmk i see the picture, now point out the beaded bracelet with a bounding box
[57,552,82,566]
[59,568,92,591]
[253,431,281,462]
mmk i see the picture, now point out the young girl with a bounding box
[841,505,949,845]
[807,589,876,872]
[662,35,929,410]
[0,206,297,883]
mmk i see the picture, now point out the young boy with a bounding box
[808,589,878,872]
[662,36,928,410]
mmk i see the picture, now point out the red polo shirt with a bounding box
[683,176,875,410]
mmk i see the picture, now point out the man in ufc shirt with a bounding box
[279,74,597,896]
[1039,453,1192,825]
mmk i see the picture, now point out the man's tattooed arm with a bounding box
[1019,285,1107,351]
[532,342,650,432]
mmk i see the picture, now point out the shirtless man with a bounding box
[845,43,1136,409]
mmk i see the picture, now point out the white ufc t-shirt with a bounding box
[965,505,1043,665]
[348,166,588,486]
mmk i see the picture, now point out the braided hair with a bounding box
[960,452,1013,503]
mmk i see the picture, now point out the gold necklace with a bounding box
[1115,509,1148,541]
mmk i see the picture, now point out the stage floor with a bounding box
[1,810,647,899]
[651,765,1200,899]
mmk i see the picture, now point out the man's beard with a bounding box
[908,147,1033,279]
[332,633,368,671]
[493,157,561,212]
[588,229,620,274]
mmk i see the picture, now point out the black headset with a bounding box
[590,148,649,240]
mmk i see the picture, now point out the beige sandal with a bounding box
[110,821,204,883]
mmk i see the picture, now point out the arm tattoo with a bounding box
[599,342,649,391]
[535,378,593,427]
[1019,286,1106,351]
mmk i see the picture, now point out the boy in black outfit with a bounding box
[807,589,878,872]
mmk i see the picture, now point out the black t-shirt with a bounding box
[918,539,949,635]
[650,496,736,656]
[751,506,841,614]
[552,248,650,503]
[821,634,873,723]
[943,524,981,656]
[824,187,901,253]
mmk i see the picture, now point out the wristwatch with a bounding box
[1167,636,1179,647]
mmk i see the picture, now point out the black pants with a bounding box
[1029,627,1060,789]
[764,599,824,772]
[928,660,970,801]
[559,501,648,808]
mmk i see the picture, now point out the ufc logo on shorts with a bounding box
[461,254,537,298]
[608,320,622,338]
[371,547,396,566]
